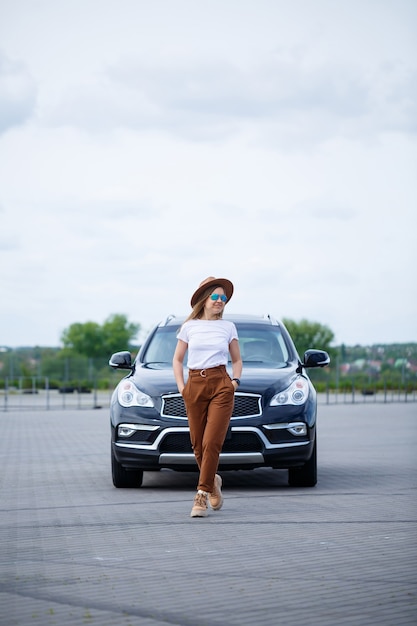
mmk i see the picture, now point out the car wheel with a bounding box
[111,446,144,488]
[288,438,317,487]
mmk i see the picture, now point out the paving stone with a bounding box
[0,403,416,625]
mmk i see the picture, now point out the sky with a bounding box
[0,0,416,348]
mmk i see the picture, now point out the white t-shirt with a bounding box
[177,319,238,370]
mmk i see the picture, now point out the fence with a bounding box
[321,386,416,405]
[1,376,416,411]
[0,376,117,412]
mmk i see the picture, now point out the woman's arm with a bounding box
[172,339,188,394]
[229,338,243,390]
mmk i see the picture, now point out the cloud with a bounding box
[0,52,37,134]
[0,234,19,251]
[292,198,357,221]
[0,0,415,347]
[40,50,416,148]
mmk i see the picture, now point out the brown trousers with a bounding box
[183,365,235,493]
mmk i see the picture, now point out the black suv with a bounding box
[109,314,330,488]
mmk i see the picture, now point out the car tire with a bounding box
[288,438,317,487]
[111,446,144,488]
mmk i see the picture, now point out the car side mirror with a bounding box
[303,349,330,368]
[109,351,133,370]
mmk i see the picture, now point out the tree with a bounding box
[282,318,335,358]
[102,314,140,355]
[61,314,140,362]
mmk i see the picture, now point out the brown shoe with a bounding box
[190,491,208,517]
[208,474,223,511]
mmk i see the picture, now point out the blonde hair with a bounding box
[184,285,225,322]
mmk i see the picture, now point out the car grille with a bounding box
[161,392,262,419]
[159,431,263,453]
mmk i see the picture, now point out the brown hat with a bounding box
[190,276,234,307]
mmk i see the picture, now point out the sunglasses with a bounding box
[210,293,227,302]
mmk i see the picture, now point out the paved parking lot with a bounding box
[0,402,416,626]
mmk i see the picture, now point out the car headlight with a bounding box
[117,380,154,408]
[270,376,309,406]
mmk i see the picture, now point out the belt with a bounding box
[188,365,226,378]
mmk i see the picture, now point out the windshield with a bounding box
[142,323,289,368]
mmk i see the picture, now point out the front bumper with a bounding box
[112,422,315,471]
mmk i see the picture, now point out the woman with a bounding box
[173,276,243,518]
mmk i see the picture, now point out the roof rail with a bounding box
[162,314,176,326]
[262,314,279,325]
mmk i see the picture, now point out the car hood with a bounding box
[129,362,300,397]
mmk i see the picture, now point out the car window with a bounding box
[142,324,289,368]
[142,327,179,364]
[238,328,289,366]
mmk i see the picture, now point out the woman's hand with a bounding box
[229,339,242,391]
[173,340,188,397]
